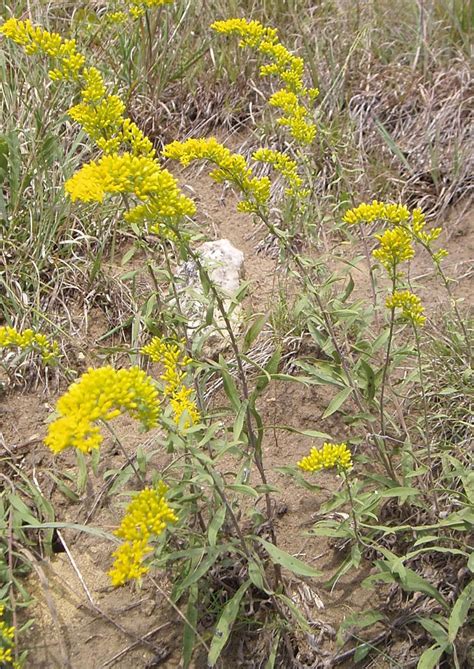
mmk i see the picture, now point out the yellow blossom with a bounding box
[170,386,201,428]
[44,366,160,454]
[80,66,107,103]
[211,18,317,144]
[372,227,415,271]
[163,137,271,214]
[0,603,16,667]
[298,442,352,472]
[127,0,174,18]
[0,326,60,363]
[109,538,150,586]
[106,11,128,24]
[68,95,125,145]
[115,483,178,541]
[342,201,410,226]
[141,337,200,429]
[121,119,156,157]
[385,290,426,327]
[252,147,305,195]
[109,483,177,587]
[432,248,448,264]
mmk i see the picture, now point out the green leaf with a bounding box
[243,313,267,352]
[417,644,447,669]
[337,609,385,647]
[448,581,473,642]
[208,505,227,548]
[379,486,421,503]
[322,386,353,418]
[227,484,259,498]
[248,557,272,594]
[418,618,448,646]
[182,584,198,669]
[207,581,249,666]
[256,346,281,393]
[256,538,322,578]
[468,552,474,573]
[233,399,248,441]
[359,359,376,401]
[354,643,371,663]
[175,550,219,599]
[219,360,241,412]
[264,631,281,669]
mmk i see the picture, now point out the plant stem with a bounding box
[413,324,439,516]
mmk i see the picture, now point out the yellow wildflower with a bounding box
[68,95,125,145]
[0,326,60,363]
[44,366,159,454]
[372,227,415,271]
[211,18,317,144]
[109,538,150,586]
[0,18,86,82]
[170,386,201,428]
[343,202,444,249]
[141,337,200,428]
[127,0,174,19]
[106,11,128,24]
[252,147,305,195]
[0,603,16,667]
[432,248,448,265]
[1,18,63,57]
[385,290,426,327]
[109,483,177,586]
[163,137,271,214]
[342,200,410,226]
[115,483,178,542]
[298,442,352,472]
[80,66,107,103]
[65,153,169,202]
[121,119,156,157]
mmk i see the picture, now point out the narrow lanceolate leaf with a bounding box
[182,584,198,669]
[256,538,322,578]
[448,581,473,642]
[417,643,448,669]
[208,505,227,548]
[243,312,267,352]
[322,386,353,418]
[207,581,250,667]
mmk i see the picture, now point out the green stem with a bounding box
[413,324,439,515]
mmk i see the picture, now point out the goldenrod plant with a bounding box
[1,5,472,668]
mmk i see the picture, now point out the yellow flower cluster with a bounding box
[211,18,318,145]
[0,604,19,668]
[106,11,128,24]
[252,147,305,196]
[2,16,196,236]
[68,95,125,150]
[163,138,271,214]
[343,201,447,257]
[141,337,200,428]
[105,0,173,23]
[298,442,352,472]
[44,366,160,454]
[409,208,443,246]
[109,486,176,586]
[372,227,415,272]
[109,483,177,586]
[128,0,174,19]
[1,18,155,157]
[342,201,410,226]
[0,326,60,364]
[386,290,426,327]
[0,18,85,81]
